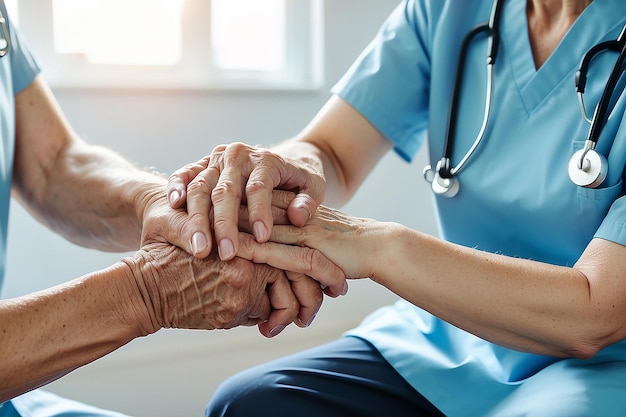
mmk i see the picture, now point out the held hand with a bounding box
[237,190,349,298]
[166,143,325,260]
[137,185,203,257]
[122,242,314,338]
[136,189,324,335]
[236,191,380,286]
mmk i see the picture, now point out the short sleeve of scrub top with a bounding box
[331,0,626,416]
[0,1,41,292]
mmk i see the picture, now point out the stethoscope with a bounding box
[0,7,10,58]
[423,0,626,197]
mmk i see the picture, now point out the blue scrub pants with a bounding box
[205,336,444,417]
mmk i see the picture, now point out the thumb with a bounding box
[287,193,319,227]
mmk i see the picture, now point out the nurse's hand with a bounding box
[235,191,381,285]
[236,190,349,299]
[167,143,325,260]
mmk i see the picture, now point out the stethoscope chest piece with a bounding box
[423,164,460,197]
[567,144,608,188]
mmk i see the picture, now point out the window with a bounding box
[12,0,324,90]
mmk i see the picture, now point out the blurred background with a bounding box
[2,0,438,415]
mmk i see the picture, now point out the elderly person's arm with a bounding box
[0,76,344,402]
[0,240,300,402]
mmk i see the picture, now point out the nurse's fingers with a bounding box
[237,232,348,298]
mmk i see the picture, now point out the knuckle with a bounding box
[211,179,240,203]
[212,144,228,153]
[237,234,257,258]
[187,176,211,194]
[301,247,338,281]
[287,297,300,314]
[222,297,247,320]
[300,247,321,274]
[223,142,251,162]
[251,147,274,162]
[223,264,249,290]
[245,179,267,195]
[310,288,324,307]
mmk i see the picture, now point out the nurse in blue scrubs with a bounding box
[170,0,626,415]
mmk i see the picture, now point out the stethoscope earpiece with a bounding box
[567,144,608,188]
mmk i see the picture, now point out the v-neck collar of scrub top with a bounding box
[502,0,626,114]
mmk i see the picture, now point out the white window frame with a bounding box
[14,0,324,91]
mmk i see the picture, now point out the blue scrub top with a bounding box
[0,1,39,292]
[335,0,626,415]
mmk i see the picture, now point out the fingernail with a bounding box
[191,232,208,255]
[306,313,317,327]
[168,190,181,206]
[253,221,268,241]
[269,324,285,337]
[219,239,235,260]
[342,282,349,296]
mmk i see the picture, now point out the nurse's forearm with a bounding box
[273,95,393,208]
[372,225,619,359]
[0,263,147,402]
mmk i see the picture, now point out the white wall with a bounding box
[3,1,438,416]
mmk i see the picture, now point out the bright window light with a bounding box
[4,0,17,24]
[51,0,182,66]
[15,0,322,89]
[211,0,286,71]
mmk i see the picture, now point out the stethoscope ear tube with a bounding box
[424,0,504,197]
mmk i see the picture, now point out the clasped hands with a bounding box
[129,143,363,339]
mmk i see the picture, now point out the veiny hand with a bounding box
[122,242,311,338]
[135,187,325,335]
[167,143,325,260]
[237,190,349,298]
[236,191,382,287]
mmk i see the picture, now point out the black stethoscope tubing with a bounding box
[438,0,504,180]
[425,0,626,196]
[576,23,626,151]
[568,21,626,187]
[423,0,504,197]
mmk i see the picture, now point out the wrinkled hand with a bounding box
[166,143,325,260]
[139,187,343,324]
[122,242,318,338]
[135,187,328,335]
